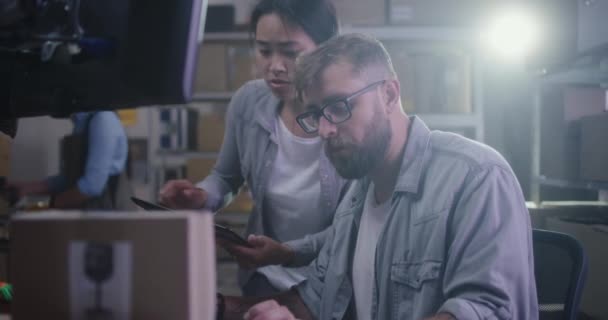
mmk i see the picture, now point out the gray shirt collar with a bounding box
[394,116,432,195]
[254,89,282,141]
[339,117,432,215]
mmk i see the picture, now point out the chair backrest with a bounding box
[533,228,588,320]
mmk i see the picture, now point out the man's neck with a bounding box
[369,115,410,204]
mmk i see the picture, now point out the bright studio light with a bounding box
[481,8,540,62]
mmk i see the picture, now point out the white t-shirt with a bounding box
[258,115,324,291]
[352,183,391,320]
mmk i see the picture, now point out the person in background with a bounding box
[10,111,131,210]
[217,33,538,320]
[159,0,348,296]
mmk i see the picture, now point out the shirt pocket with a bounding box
[390,260,442,319]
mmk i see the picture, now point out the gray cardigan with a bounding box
[197,80,348,286]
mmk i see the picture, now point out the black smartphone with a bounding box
[131,197,172,211]
[130,197,252,248]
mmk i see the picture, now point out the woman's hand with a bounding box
[158,179,207,209]
[218,235,295,269]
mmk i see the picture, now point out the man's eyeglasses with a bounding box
[296,80,386,134]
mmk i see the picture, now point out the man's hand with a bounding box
[223,289,313,320]
[218,235,295,269]
[158,179,207,209]
[244,300,298,320]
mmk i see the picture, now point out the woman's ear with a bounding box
[383,79,401,114]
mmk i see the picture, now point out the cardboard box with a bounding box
[197,111,225,152]
[227,44,256,91]
[564,86,608,122]
[580,113,608,181]
[332,0,386,26]
[186,158,216,182]
[193,43,227,92]
[11,211,216,320]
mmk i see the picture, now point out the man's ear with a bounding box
[383,79,401,114]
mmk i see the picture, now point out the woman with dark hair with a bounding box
[160,0,345,296]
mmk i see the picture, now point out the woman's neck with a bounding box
[279,99,317,138]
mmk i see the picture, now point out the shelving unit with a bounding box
[530,50,608,204]
[193,27,485,141]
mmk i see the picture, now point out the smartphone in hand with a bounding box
[130,197,253,248]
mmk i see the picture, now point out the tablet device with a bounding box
[130,197,252,248]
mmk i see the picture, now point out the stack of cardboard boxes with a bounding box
[193,43,256,94]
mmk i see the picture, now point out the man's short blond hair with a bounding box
[295,33,398,101]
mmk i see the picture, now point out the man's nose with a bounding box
[318,116,337,139]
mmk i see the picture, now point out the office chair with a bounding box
[533,228,588,320]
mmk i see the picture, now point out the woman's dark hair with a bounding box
[249,0,339,45]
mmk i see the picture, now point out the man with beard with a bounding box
[218,34,538,320]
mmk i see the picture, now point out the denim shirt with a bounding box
[197,80,348,285]
[296,117,538,320]
[47,111,128,196]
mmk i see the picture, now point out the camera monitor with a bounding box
[1,0,207,118]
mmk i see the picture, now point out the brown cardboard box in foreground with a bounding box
[11,211,216,320]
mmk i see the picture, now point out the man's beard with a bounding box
[326,110,391,179]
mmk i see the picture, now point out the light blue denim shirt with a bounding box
[48,111,128,196]
[197,80,349,286]
[296,117,538,320]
